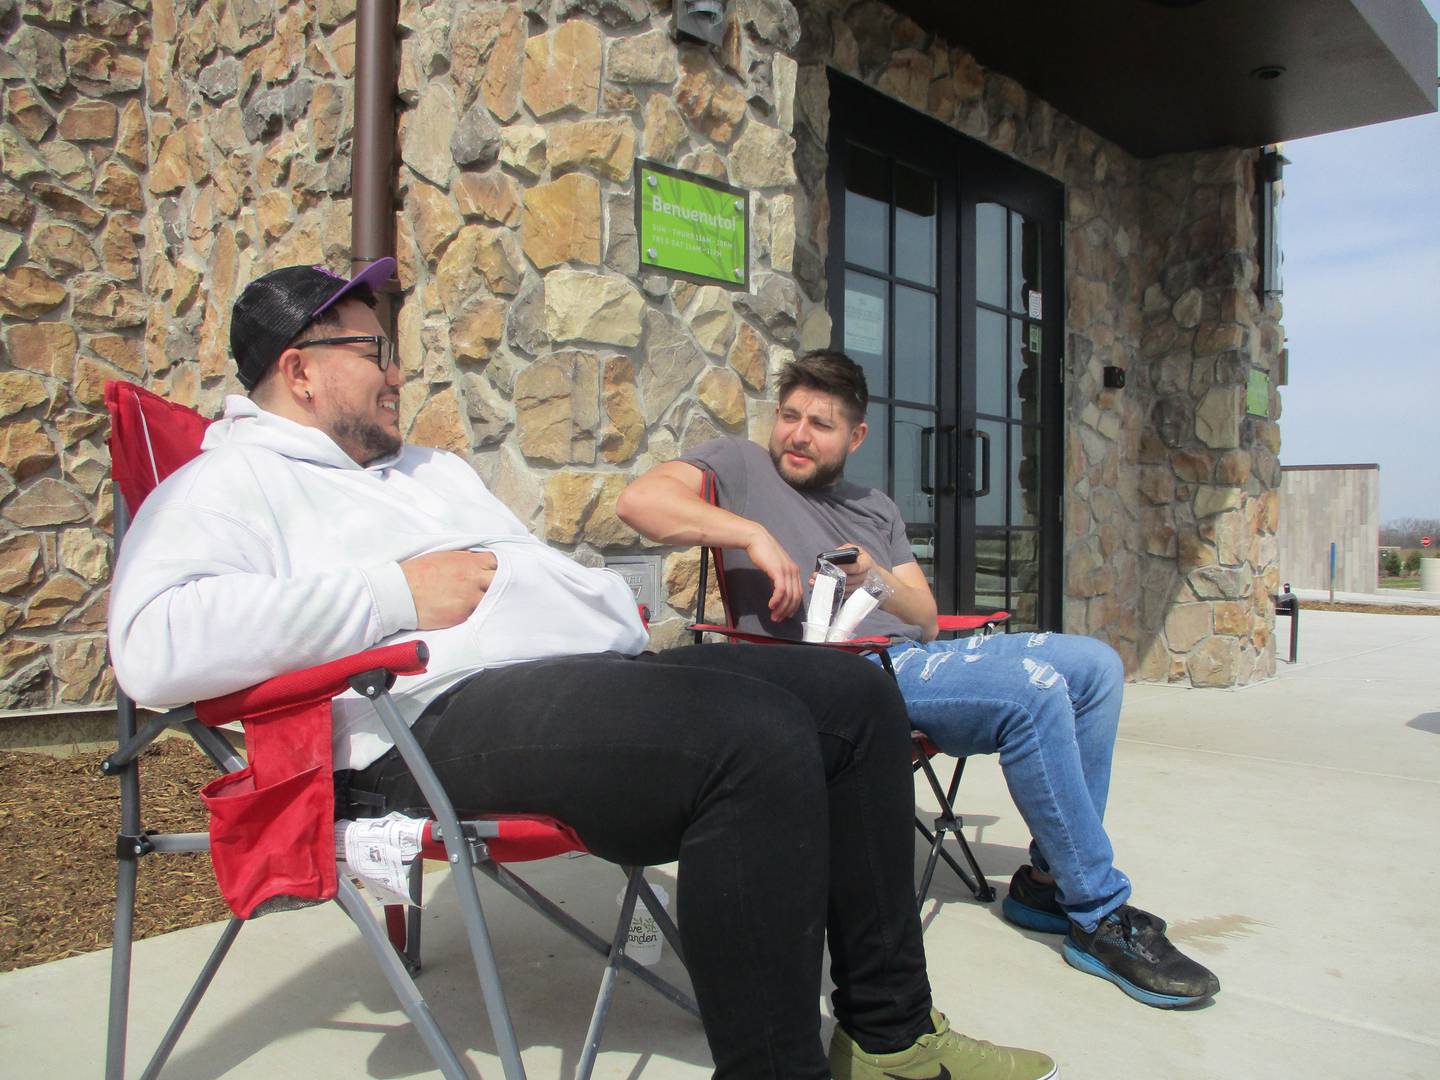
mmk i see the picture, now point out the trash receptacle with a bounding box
[1420,557,1440,592]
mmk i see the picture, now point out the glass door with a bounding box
[827,73,1063,630]
[958,146,1064,630]
[833,136,955,596]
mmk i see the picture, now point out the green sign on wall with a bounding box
[635,160,749,290]
[1246,369,1269,416]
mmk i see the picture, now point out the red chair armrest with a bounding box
[195,640,430,725]
[937,611,1009,634]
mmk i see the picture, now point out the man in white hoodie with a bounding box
[108,260,1056,1080]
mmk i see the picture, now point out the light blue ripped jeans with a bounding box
[881,631,1130,931]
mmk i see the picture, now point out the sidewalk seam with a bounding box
[1116,737,1440,785]
[1225,987,1440,1050]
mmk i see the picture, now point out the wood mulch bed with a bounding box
[0,739,226,972]
[1299,600,1439,616]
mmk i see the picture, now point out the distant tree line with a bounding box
[1379,518,1440,548]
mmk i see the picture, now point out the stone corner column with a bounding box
[1135,147,1283,688]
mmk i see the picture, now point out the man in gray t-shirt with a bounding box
[678,436,921,639]
[618,350,1220,1012]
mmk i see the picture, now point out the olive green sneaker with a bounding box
[829,1009,1058,1080]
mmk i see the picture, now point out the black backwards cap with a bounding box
[229,257,396,391]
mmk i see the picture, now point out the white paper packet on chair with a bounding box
[336,812,428,907]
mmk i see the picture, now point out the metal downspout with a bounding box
[352,0,399,288]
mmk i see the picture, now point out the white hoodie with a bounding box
[109,396,650,769]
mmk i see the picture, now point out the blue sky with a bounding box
[1277,1,1439,521]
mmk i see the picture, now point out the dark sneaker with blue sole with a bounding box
[1000,865,1069,934]
[1063,905,1219,1008]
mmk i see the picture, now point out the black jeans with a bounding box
[352,643,932,1078]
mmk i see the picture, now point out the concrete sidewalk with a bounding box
[3,609,1438,1078]
[1290,585,1440,608]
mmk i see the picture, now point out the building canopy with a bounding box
[888,0,1439,155]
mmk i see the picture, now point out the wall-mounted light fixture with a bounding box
[1259,147,1289,298]
[675,0,729,48]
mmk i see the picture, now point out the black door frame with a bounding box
[825,73,961,608]
[955,125,1066,629]
[825,71,1065,629]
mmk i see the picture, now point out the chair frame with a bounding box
[101,381,696,1080]
[689,473,998,906]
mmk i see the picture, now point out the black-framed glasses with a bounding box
[293,334,394,372]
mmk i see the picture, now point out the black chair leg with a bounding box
[405,860,424,972]
[914,754,996,904]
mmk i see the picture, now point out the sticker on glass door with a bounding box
[843,288,885,355]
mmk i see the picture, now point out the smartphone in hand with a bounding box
[818,546,860,565]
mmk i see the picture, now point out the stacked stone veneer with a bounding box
[0,1,154,709]
[0,0,1283,711]
[379,0,811,650]
[1,0,375,710]
[1132,153,1284,685]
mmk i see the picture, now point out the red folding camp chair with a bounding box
[689,471,1004,905]
[101,380,695,1080]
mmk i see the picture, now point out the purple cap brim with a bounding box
[312,256,396,318]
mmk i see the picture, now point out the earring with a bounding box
[305,390,312,402]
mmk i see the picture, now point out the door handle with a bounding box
[940,424,957,495]
[920,426,935,495]
[966,428,991,499]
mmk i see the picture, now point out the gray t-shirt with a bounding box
[680,437,921,640]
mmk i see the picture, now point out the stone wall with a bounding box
[0,0,1284,708]
[1133,150,1283,685]
[380,0,808,648]
[2,0,812,701]
[0,0,153,709]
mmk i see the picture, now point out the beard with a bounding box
[770,444,846,491]
[332,412,402,464]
